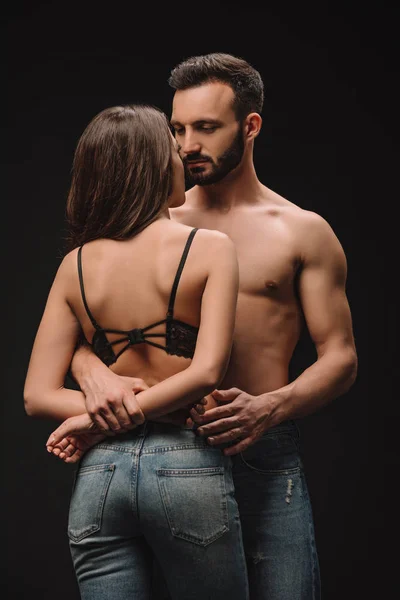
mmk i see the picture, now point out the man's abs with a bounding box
[220,291,303,395]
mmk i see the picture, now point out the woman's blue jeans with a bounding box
[67,422,250,599]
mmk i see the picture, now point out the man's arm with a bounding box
[192,212,358,455]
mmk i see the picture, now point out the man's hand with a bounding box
[191,388,279,456]
[81,370,148,433]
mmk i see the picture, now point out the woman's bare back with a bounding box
[67,219,211,385]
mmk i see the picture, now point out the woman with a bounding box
[23,104,249,599]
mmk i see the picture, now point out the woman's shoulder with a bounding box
[56,247,79,276]
[192,227,236,254]
[177,224,234,247]
[55,241,106,281]
[166,220,233,249]
[62,239,115,270]
[180,227,237,272]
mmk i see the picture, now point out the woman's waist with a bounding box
[92,421,210,452]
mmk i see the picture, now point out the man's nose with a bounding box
[182,132,201,155]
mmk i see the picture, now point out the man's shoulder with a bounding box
[284,205,343,259]
[264,186,327,227]
[262,186,327,228]
[261,187,340,256]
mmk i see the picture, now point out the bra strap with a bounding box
[167,228,198,318]
[77,246,101,330]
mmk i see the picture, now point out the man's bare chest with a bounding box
[178,210,300,298]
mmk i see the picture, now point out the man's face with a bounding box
[170,82,244,186]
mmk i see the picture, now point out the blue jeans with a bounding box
[231,420,321,599]
[153,421,321,600]
[67,422,249,600]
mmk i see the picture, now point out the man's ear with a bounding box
[244,112,262,140]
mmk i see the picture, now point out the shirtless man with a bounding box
[61,53,357,599]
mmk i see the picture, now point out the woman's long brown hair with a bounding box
[65,104,173,252]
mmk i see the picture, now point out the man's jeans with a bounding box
[67,422,249,600]
[231,420,321,600]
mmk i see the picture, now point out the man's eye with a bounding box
[174,128,184,136]
[200,126,217,133]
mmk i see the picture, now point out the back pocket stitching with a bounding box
[68,464,115,543]
[157,467,229,547]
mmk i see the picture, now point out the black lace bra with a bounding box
[77,228,199,366]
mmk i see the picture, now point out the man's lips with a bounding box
[186,160,209,167]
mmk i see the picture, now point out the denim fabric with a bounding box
[152,421,321,600]
[231,421,321,600]
[67,422,249,600]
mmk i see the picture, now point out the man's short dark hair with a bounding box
[168,52,264,120]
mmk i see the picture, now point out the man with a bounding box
[68,53,357,599]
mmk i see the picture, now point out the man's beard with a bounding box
[183,125,245,187]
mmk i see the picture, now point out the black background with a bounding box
[4,1,398,598]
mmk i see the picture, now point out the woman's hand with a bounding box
[47,432,107,464]
[81,372,149,433]
[46,413,110,464]
[186,393,217,427]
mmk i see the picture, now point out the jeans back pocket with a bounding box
[68,464,115,543]
[157,467,229,546]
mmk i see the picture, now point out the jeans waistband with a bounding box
[262,419,299,436]
[96,421,211,452]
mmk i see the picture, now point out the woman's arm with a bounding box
[23,253,145,427]
[24,253,89,420]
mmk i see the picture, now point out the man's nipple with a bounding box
[265,280,278,293]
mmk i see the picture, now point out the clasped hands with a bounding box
[47,376,271,462]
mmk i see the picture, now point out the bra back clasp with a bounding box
[128,328,145,345]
